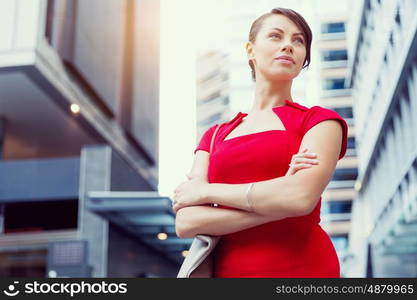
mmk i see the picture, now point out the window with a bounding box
[199,70,223,83]
[333,168,358,181]
[45,0,56,45]
[201,91,221,104]
[4,200,78,233]
[323,78,346,90]
[331,235,348,253]
[321,22,345,34]
[395,7,401,26]
[322,200,352,214]
[334,107,353,118]
[201,112,222,127]
[347,137,356,149]
[322,49,348,62]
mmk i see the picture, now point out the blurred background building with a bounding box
[345,0,417,277]
[2,0,416,278]
[0,0,186,278]
[196,50,231,136]
[307,0,358,278]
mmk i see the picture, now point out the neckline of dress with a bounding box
[239,99,291,117]
[222,100,290,143]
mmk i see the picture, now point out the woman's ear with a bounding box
[245,41,255,60]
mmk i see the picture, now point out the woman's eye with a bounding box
[270,34,280,38]
[295,38,304,44]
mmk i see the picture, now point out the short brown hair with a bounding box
[248,8,313,82]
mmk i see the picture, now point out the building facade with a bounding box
[346,0,417,277]
[0,0,184,278]
[196,50,231,137]
[307,1,358,277]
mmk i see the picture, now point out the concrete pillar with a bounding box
[78,145,112,277]
[0,118,5,233]
[0,204,4,234]
[0,118,4,159]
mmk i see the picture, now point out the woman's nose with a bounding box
[281,44,294,54]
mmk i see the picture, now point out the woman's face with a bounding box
[246,14,307,81]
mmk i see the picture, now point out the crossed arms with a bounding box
[175,120,343,238]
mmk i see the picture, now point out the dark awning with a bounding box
[86,191,193,265]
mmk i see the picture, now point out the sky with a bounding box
[159,0,198,196]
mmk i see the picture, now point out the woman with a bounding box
[173,8,348,278]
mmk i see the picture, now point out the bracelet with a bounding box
[245,183,255,212]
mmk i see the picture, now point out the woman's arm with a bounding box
[202,120,343,218]
[175,205,279,238]
[204,175,304,217]
[174,148,317,238]
[175,150,279,238]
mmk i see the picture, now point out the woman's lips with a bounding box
[275,58,294,65]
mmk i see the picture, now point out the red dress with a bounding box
[194,99,348,278]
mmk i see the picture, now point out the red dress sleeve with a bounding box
[194,124,217,154]
[301,106,349,160]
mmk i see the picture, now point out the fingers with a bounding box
[303,153,318,158]
[172,204,178,214]
[292,157,319,165]
[298,148,317,158]
[291,152,319,165]
[288,148,320,176]
[291,163,313,171]
[171,196,180,214]
[287,162,314,176]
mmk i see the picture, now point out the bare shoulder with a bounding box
[189,150,210,180]
[293,120,344,214]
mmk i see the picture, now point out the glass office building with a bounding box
[0,0,185,278]
[345,0,417,277]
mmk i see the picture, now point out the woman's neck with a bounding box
[250,77,293,113]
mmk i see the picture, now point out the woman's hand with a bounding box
[285,148,319,177]
[172,176,209,214]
